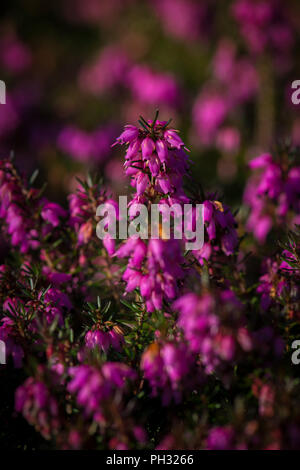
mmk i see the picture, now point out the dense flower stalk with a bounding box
[15,377,60,440]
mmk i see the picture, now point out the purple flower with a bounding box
[58,124,117,163]
[41,202,67,227]
[232,0,294,59]
[38,288,72,325]
[164,129,185,149]
[193,91,228,145]
[244,153,300,243]
[79,46,130,95]
[68,363,136,422]
[116,237,185,312]
[174,290,251,375]
[15,377,60,440]
[128,65,181,108]
[141,341,197,405]
[0,33,32,74]
[193,199,238,264]
[114,117,190,199]
[0,316,24,367]
[42,269,72,287]
[69,181,118,248]
[85,327,124,353]
[0,161,43,252]
[152,0,210,42]
[116,125,139,145]
[207,426,235,450]
[193,38,258,150]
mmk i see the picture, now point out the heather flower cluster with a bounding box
[67,363,136,423]
[1,0,300,452]
[192,198,238,265]
[174,290,252,376]
[1,111,300,451]
[116,237,185,312]
[15,376,60,441]
[193,39,258,152]
[0,0,297,191]
[112,117,189,311]
[114,117,189,203]
[232,0,294,64]
[244,152,300,243]
[141,341,199,405]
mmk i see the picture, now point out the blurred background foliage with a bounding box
[0,0,300,207]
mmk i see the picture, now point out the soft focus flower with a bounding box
[79,46,130,95]
[257,258,288,310]
[68,181,118,248]
[114,118,190,204]
[232,0,294,62]
[68,363,136,422]
[0,317,24,367]
[207,426,235,450]
[152,0,210,42]
[192,198,238,264]
[128,65,181,108]
[252,378,275,418]
[57,124,117,164]
[244,153,300,243]
[116,237,185,312]
[193,91,228,146]
[15,377,60,440]
[174,290,252,374]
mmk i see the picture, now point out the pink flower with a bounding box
[15,377,60,440]
[207,426,235,450]
[114,117,189,199]
[174,290,251,375]
[141,341,197,405]
[0,317,24,368]
[68,363,136,421]
[244,153,300,243]
[41,202,67,227]
[85,328,124,353]
[0,33,32,74]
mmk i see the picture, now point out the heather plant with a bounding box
[0,110,300,451]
